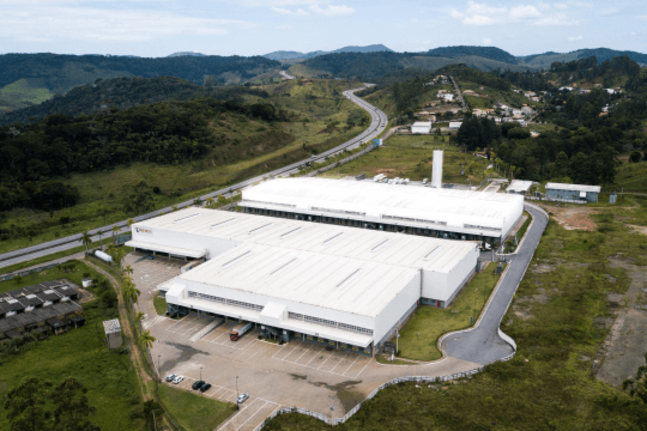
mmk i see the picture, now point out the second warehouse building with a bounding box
[127,208,478,355]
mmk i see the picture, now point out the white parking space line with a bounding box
[304,346,326,367]
[235,400,273,431]
[329,351,350,373]
[316,350,336,370]
[342,354,361,375]
[352,358,372,379]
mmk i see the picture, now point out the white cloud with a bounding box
[481,37,492,45]
[451,1,578,26]
[309,4,355,16]
[271,6,308,15]
[568,35,583,41]
[0,5,252,42]
[275,24,294,29]
[411,18,418,23]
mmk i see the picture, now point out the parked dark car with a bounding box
[192,380,205,390]
[199,383,212,392]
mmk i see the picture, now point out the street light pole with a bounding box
[200,367,203,382]
[236,376,239,410]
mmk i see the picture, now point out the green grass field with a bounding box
[154,296,168,315]
[0,260,144,431]
[320,135,497,184]
[458,80,543,110]
[614,159,647,191]
[396,263,502,361]
[0,80,370,254]
[0,258,101,294]
[0,78,55,112]
[158,384,237,431]
[464,94,494,109]
[263,202,647,430]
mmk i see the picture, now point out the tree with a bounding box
[122,276,141,308]
[552,151,570,178]
[4,377,52,431]
[79,231,92,252]
[127,218,134,228]
[138,330,156,350]
[106,243,116,265]
[629,151,642,163]
[123,265,133,277]
[205,196,215,208]
[51,378,100,431]
[111,225,120,244]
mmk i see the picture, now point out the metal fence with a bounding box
[526,196,586,205]
[253,367,492,430]
[0,261,67,282]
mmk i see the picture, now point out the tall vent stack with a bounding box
[432,150,443,188]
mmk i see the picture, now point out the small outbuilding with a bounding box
[103,319,122,349]
[410,121,432,134]
[545,182,601,203]
[507,180,533,195]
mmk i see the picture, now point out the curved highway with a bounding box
[441,204,549,364]
[0,87,388,269]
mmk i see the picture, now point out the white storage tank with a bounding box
[95,250,113,263]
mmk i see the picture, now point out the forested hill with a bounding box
[426,46,520,64]
[0,76,203,125]
[0,53,281,93]
[295,46,647,80]
[0,97,289,213]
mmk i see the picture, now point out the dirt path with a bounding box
[596,257,647,387]
[83,258,154,401]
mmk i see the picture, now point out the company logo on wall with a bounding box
[135,227,152,235]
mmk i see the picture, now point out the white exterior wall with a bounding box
[373,272,421,343]
[500,197,524,239]
[167,279,377,346]
[131,225,240,259]
[432,150,443,189]
[421,243,478,302]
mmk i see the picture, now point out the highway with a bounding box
[0,87,388,270]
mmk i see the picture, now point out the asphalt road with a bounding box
[0,87,388,270]
[442,204,549,365]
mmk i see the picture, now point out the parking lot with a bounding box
[155,314,373,379]
[130,254,484,431]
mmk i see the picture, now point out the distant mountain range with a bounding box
[263,44,393,61]
[167,51,207,58]
[1,45,645,120]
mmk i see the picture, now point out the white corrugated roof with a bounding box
[134,208,476,275]
[242,177,522,233]
[545,182,601,193]
[180,243,418,318]
[507,180,533,193]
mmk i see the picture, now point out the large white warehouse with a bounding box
[127,208,478,355]
[240,177,524,245]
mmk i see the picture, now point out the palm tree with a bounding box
[123,265,134,277]
[111,225,120,244]
[79,232,92,252]
[122,277,141,308]
[107,243,116,265]
[127,218,134,228]
[205,197,215,209]
[138,330,156,350]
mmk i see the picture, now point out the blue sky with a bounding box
[1,0,645,57]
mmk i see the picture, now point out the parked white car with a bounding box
[172,375,185,385]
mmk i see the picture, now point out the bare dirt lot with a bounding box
[596,257,647,387]
[539,204,599,231]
